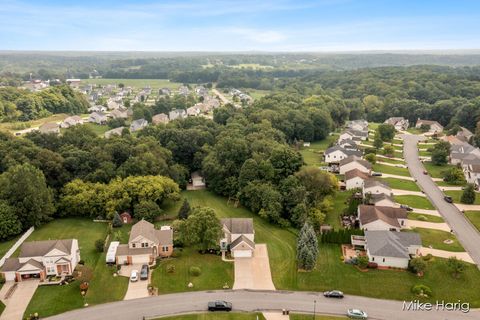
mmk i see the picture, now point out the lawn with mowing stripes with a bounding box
[411,228,464,252]
[408,212,444,223]
[395,195,434,209]
[372,163,410,176]
[423,162,455,179]
[380,178,420,191]
[465,211,480,232]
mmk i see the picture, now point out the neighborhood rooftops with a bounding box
[415,119,443,129]
[221,218,254,234]
[345,168,370,181]
[359,205,406,228]
[364,178,391,190]
[19,239,74,257]
[129,219,173,245]
[230,235,255,250]
[365,230,421,258]
[339,155,372,169]
[324,146,362,157]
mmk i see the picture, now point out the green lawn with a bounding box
[377,157,405,165]
[436,180,466,187]
[154,313,266,320]
[464,211,480,232]
[368,123,381,130]
[326,191,353,229]
[0,235,20,259]
[0,113,69,132]
[412,228,464,252]
[83,123,110,137]
[418,150,432,157]
[393,139,403,144]
[444,190,480,205]
[24,219,128,318]
[408,212,444,223]
[372,164,410,176]
[423,162,454,179]
[395,195,434,210]
[0,301,4,317]
[81,78,182,90]
[380,178,420,191]
[299,135,338,167]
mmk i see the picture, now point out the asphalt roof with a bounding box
[365,231,421,258]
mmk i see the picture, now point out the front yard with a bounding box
[423,162,455,179]
[395,195,435,210]
[444,190,480,205]
[408,212,444,223]
[380,177,420,191]
[23,219,128,318]
[464,211,480,232]
[372,164,410,176]
[411,228,464,252]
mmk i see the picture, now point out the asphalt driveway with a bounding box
[0,279,39,320]
[233,244,275,290]
[403,134,480,266]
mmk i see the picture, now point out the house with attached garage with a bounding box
[152,113,169,125]
[220,218,255,258]
[345,169,370,190]
[354,231,421,269]
[463,163,480,186]
[324,146,362,164]
[456,127,474,143]
[1,239,80,282]
[362,179,392,197]
[449,144,480,165]
[358,205,407,231]
[88,111,108,125]
[384,117,409,131]
[339,156,372,175]
[346,119,368,132]
[368,193,397,207]
[415,119,443,133]
[169,108,187,121]
[110,109,128,119]
[60,115,84,128]
[337,138,358,150]
[39,122,60,134]
[116,220,173,265]
[339,129,369,141]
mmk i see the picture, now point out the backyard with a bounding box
[299,135,338,167]
[394,195,434,210]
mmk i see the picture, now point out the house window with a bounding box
[372,257,374,261]
[162,246,169,252]
[132,243,136,248]
[383,258,385,262]
[141,243,149,248]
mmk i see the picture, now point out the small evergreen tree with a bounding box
[112,212,123,228]
[296,222,318,271]
[178,199,191,220]
[461,184,476,204]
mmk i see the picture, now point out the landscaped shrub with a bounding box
[411,284,432,297]
[367,262,378,269]
[95,239,104,252]
[357,256,369,269]
[112,212,123,228]
[78,260,85,265]
[189,266,201,276]
[166,264,175,273]
[422,254,433,261]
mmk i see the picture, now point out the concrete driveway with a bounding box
[406,219,450,232]
[233,244,275,290]
[119,264,149,300]
[403,134,480,266]
[0,280,39,320]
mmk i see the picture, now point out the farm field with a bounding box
[81,78,183,90]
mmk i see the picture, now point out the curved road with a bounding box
[403,134,480,266]
[45,289,478,320]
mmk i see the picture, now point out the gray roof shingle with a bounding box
[365,231,421,258]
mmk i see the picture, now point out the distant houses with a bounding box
[88,112,108,125]
[130,119,148,132]
[60,116,83,129]
[384,117,409,131]
[152,113,169,125]
[415,119,443,133]
[169,109,187,121]
[39,122,60,134]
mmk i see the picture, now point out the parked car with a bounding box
[208,300,232,312]
[444,196,453,203]
[324,290,344,298]
[130,270,139,282]
[400,204,413,211]
[371,172,382,177]
[347,309,368,319]
[140,264,149,280]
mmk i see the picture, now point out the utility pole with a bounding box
[313,299,317,320]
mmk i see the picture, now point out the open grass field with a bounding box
[395,195,434,210]
[464,211,480,232]
[408,212,444,223]
[0,113,69,132]
[372,163,410,176]
[444,190,480,205]
[299,135,338,167]
[81,78,183,90]
[411,228,464,252]
[423,162,454,179]
[243,89,271,100]
[83,123,110,137]
[24,219,128,318]
[380,177,420,191]
[154,313,266,320]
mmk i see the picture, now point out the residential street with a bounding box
[45,289,479,320]
[403,134,480,266]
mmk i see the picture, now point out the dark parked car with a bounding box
[324,290,344,298]
[400,204,413,211]
[444,196,453,203]
[371,172,382,177]
[208,300,232,312]
[140,264,149,280]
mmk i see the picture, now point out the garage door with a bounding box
[233,250,252,258]
[131,254,150,264]
[3,272,16,281]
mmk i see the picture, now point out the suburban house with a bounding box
[363,179,392,197]
[384,117,409,131]
[60,115,84,128]
[358,205,407,231]
[152,113,169,125]
[346,120,368,132]
[450,144,480,165]
[339,156,372,175]
[169,108,187,121]
[368,193,397,207]
[339,129,369,141]
[39,122,60,134]
[415,119,444,133]
[354,231,421,269]
[178,86,190,96]
[186,106,201,117]
[130,118,148,132]
[464,164,480,185]
[116,220,173,265]
[107,100,121,110]
[88,112,108,125]
[345,169,370,190]
[104,127,125,138]
[457,127,474,143]
[88,105,107,113]
[324,146,362,164]
[220,218,255,258]
[110,109,128,119]
[337,138,358,150]
[1,239,80,282]
[443,135,470,147]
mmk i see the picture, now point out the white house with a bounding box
[464,164,480,185]
[345,169,370,190]
[220,218,255,258]
[362,231,421,268]
[169,108,187,121]
[324,146,362,164]
[415,119,443,133]
[339,130,368,141]
[1,239,80,282]
[339,156,372,175]
[362,179,392,197]
[346,120,368,132]
[337,138,358,150]
[384,117,409,131]
[60,116,84,128]
[186,106,201,117]
[358,205,407,231]
[88,112,108,125]
[116,220,173,265]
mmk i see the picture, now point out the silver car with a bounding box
[347,309,368,319]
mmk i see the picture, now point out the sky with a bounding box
[1,0,480,51]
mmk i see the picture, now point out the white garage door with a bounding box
[131,254,150,264]
[233,250,252,258]
[4,271,16,281]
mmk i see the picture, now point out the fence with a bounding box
[0,227,34,267]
